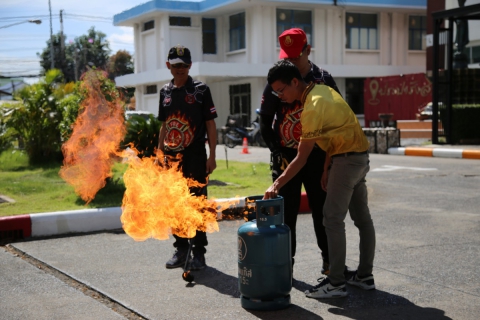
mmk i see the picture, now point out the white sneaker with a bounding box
[346,270,376,290]
[305,277,347,299]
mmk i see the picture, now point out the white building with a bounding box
[113,0,427,128]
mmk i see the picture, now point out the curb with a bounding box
[0,193,312,240]
[388,147,480,159]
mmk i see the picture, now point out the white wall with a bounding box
[119,2,427,118]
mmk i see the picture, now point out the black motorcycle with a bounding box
[221,111,267,148]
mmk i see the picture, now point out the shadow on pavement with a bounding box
[293,277,451,319]
[189,266,325,319]
[185,266,240,298]
[311,287,451,320]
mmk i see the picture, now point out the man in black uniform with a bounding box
[259,28,341,274]
[158,45,218,271]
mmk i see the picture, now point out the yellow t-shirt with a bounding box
[300,83,369,156]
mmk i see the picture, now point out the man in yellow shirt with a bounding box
[264,60,376,299]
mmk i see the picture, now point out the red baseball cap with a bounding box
[278,28,308,59]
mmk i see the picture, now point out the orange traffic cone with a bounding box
[241,137,250,154]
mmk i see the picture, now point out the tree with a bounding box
[38,27,111,83]
[6,69,71,163]
[3,69,124,164]
[108,50,135,103]
[107,50,134,79]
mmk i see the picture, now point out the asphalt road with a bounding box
[1,147,479,320]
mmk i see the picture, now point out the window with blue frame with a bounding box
[229,12,245,51]
[409,16,426,50]
[202,18,216,54]
[346,13,378,50]
[276,9,312,45]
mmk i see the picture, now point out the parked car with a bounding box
[125,110,154,121]
[418,102,433,119]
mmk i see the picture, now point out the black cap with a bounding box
[167,45,192,64]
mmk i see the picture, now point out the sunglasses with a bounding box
[271,83,289,97]
[170,63,190,69]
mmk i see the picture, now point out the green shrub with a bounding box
[440,104,480,143]
[0,103,18,153]
[6,70,67,164]
[122,114,161,158]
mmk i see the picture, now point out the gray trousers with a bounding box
[324,153,376,285]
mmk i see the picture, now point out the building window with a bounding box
[169,16,191,27]
[276,9,312,45]
[345,78,364,115]
[229,12,245,51]
[469,45,480,63]
[346,13,378,50]
[409,16,426,50]
[229,84,251,127]
[143,20,154,31]
[145,85,157,95]
[202,18,216,54]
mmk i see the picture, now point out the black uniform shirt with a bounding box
[260,62,340,149]
[158,76,217,152]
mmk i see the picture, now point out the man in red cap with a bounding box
[259,28,341,275]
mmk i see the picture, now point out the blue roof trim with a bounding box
[114,0,426,25]
[342,0,426,8]
[114,0,242,25]
[271,0,425,7]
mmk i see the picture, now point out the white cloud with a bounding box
[108,27,134,53]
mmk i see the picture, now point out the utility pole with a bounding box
[60,10,65,67]
[74,49,78,81]
[49,0,54,69]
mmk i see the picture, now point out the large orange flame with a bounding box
[120,148,238,241]
[59,70,126,203]
[59,69,240,241]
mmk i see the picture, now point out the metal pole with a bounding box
[224,145,228,169]
[74,48,78,81]
[447,17,454,144]
[432,18,440,144]
[60,10,64,67]
[49,0,54,69]
[0,19,41,29]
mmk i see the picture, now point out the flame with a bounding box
[120,148,239,241]
[59,69,241,240]
[59,70,126,203]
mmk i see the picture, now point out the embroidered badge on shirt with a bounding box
[280,106,303,148]
[165,113,194,151]
[185,94,195,104]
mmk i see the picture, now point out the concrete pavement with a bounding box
[1,142,480,319]
[2,140,480,239]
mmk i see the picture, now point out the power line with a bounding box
[0,48,43,52]
[64,13,112,22]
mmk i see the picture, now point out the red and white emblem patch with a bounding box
[185,94,195,104]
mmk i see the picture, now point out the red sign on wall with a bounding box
[364,73,432,127]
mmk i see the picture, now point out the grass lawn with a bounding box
[0,150,272,217]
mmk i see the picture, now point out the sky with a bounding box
[0,0,141,79]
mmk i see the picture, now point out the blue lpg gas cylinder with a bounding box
[237,195,291,310]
